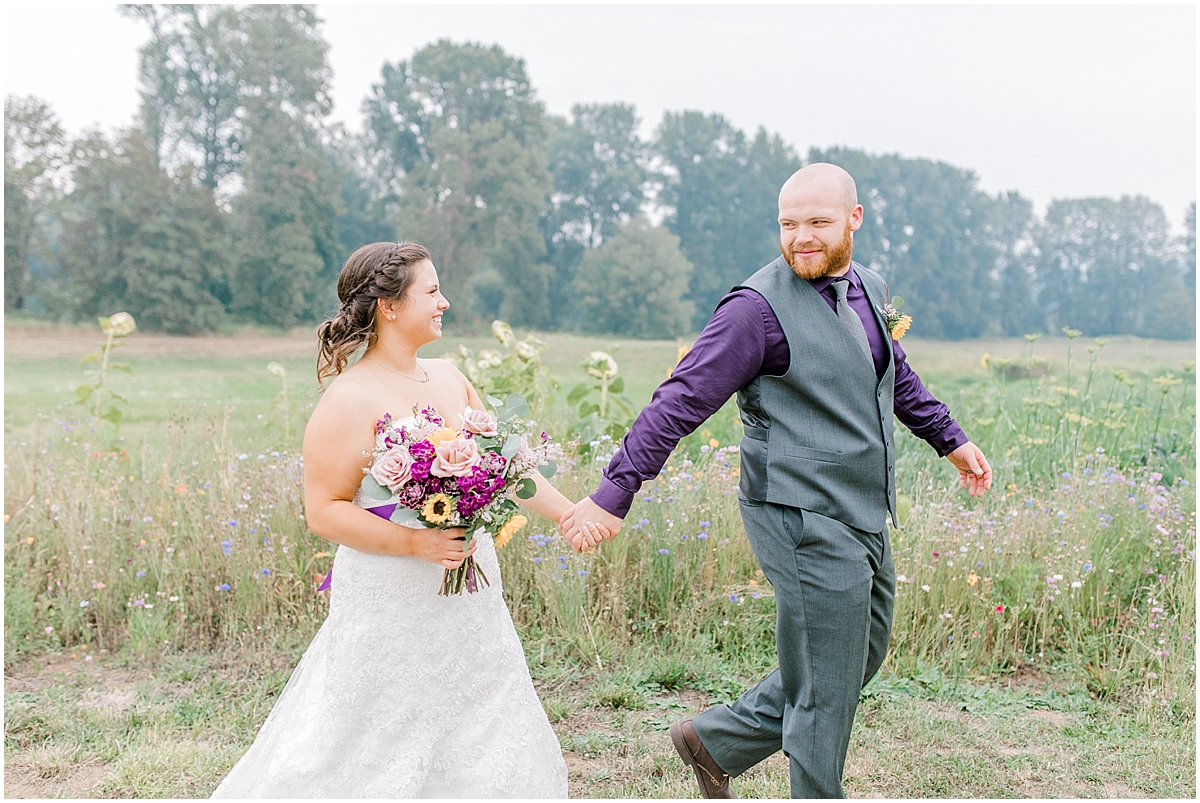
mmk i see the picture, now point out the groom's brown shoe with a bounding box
[670,718,736,799]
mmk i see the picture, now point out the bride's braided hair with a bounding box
[316,241,431,385]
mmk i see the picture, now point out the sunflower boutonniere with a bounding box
[880,296,912,340]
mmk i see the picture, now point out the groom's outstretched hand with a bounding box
[560,497,624,553]
[947,441,993,497]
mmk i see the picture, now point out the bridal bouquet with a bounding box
[359,394,560,595]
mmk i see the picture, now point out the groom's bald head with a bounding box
[778,163,858,212]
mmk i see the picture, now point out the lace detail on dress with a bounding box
[211,462,567,798]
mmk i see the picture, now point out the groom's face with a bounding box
[778,184,864,280]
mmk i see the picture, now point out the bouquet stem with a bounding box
[440,555,490,596]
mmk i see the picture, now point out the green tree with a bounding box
[542,103,652,328]
[811,147,1001,339]
[58,130,230,333]
[572,217,694,338]
[656,112,799,329]
[226,5,342,326]
[120,4,246,190]
[988,191,1043,336]
[1036,196,1175,337]
[363,40,553,325]
[4,95,66,312]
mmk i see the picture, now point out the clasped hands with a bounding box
[559,496,623,553]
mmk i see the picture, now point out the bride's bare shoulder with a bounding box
[422,357,468,385]
[311,364,376,419]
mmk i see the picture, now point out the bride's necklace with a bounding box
[366,355,430,383]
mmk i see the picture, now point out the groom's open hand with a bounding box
[560,497,623,553]
[947,441,993,497]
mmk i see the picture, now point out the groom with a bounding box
[562,163,993,798]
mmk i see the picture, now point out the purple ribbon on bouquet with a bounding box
[316,503,398,593]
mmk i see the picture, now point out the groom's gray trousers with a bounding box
[692,498,894,798]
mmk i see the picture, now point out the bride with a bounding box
[212,242,606,798]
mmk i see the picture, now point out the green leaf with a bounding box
[360,475,392,501]
[567,382,591,406]
[891,296,905,310]
[102,408,124,424]
[110,363,133,373]
[502,394,529,420]
[486,395,504,408]
[537,460,557,479]
[609,376,625,394]
[501,434,522,459]
[79,353,101,364]
[579,401,600,419]
[515,477,537,499]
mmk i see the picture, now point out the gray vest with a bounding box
[736,257,897,532]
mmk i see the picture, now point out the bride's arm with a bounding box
[303,381,475,568]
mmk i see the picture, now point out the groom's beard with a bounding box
[782,222,855,280]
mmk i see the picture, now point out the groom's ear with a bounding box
[849,204,864,232]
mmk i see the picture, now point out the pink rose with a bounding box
[459,407,499,437]
[371,447,414,491]
[406,420,439,442]
[430,438,482,478]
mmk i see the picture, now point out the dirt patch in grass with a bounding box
[4,759,111,799]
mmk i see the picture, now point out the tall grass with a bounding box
[3,337,1195,718]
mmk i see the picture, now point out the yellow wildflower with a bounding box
[980,353,990,370]
[175,484,188,495]
[422,494,455,524]
[890,315,912,340]
[427,427,464,448]
[967,573,979,586]
[494,514,528,549]
[708,438,720,448]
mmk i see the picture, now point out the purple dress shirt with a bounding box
[592,264,969,518]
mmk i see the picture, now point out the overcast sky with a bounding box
[4,3,1196,229]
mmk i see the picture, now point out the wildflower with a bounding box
[578,570,588,576]
[93,582,105,590]
[221,540,233,555]
[228,520,238,527]
[1070,581,1082,588]
[532,557,543,564]
[44,626,54,634]
[967,573,979,586]
[921,585,930,592]
[25,537,34,545]
[168,596,178,601]
[494,515,528,549]
[175,484,188,495]
[79,600,89,608]
[422,494,455,524]
[218,583,231,591]
[136,571,145,577]
[697,533,708,540]
[658,549,670,555]
[995,605,1005,613]
[728,594,738,602]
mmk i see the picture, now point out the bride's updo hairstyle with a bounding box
[316,241,431,385]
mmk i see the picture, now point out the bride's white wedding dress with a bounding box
[211,449,568,798]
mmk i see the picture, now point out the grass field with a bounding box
[4,320,1196,798]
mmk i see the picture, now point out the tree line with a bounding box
[5,5,1195,339]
